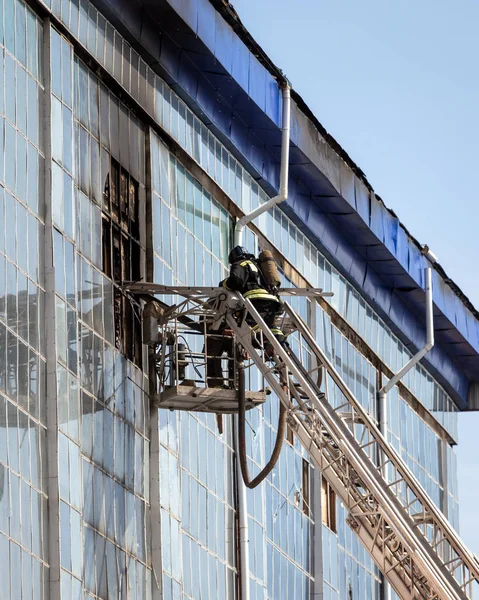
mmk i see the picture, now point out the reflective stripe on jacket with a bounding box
[244,289,279,302]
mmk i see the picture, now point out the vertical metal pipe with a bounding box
[43,19,62,600]
[379,267,434,401]
[235,414,250,600]
[150,404,163,599]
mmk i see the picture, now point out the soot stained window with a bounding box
[101,158,142,366]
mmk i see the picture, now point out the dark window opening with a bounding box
[102,160,142,367]
[321,477,336,531]
[120,168,129,230]
[102,217,111,278]
[110,159,120,222]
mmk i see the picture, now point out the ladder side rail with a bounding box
[284,300,479,583]
[123,282,331,297]
[224,294,466,600]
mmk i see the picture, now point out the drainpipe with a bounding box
[379,267,434,430]
[234,83,291,247]
[378,266,434,600]
[233,82,291,600]
[235,417,250,600]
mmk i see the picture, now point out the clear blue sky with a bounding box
[233,0,479,552]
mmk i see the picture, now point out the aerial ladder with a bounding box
[126,282,479,600]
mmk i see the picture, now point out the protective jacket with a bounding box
[222,259,279,302]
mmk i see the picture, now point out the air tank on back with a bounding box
[258,250,281,290]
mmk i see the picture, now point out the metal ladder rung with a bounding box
[336,410,365,424]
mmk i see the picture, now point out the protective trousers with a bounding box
[248,299,287,347]
[205,332,235,388]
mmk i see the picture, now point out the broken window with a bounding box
[321,476,336,532]
[101,160,142,367]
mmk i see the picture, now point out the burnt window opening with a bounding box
[102,159,142,367]
[321,477,336,532]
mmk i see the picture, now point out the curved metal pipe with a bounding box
[234,84,291,247]
[237,362,286,489]
[378,267,434,432]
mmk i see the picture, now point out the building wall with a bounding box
[0,0,462,599]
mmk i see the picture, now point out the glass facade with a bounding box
[0,0,463,598]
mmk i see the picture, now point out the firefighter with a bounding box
[221,246,287,356]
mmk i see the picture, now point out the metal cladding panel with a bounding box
[159,33,181,83]
[370,194,386,243]
[230,114,249,155]
[389,291,410,332]
[231,34,250,92]
[349,257,368,288]
[196,0,217,51]
[408,245,428,287]
[213,101,232,138]
[211,75,243,112]
[373,263,410,283]
[196,76,216,122]
[382,210,400,257]
[190,49,222,74]
[454,295,468,340]
[248,54,267,113]
[245,129,267,177]
[291,104,342,194]
[261,154,280,193]
[214,9,234,71]
[173,0,199,32]
[355,179,370,223]
[443,281,460,330]
[288,146,308,169]
[332,241,356,275]
[466,312,479,349]
[335,213,369,239]
[266,75,281,126]
[430,274,446,325]
[395,226,411,273]
[339,162,356,209]
[306,202,328,240]
[363,269,393,315]
[350,223,378,248]
[178,52,200,99]
[138,15,162,62]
